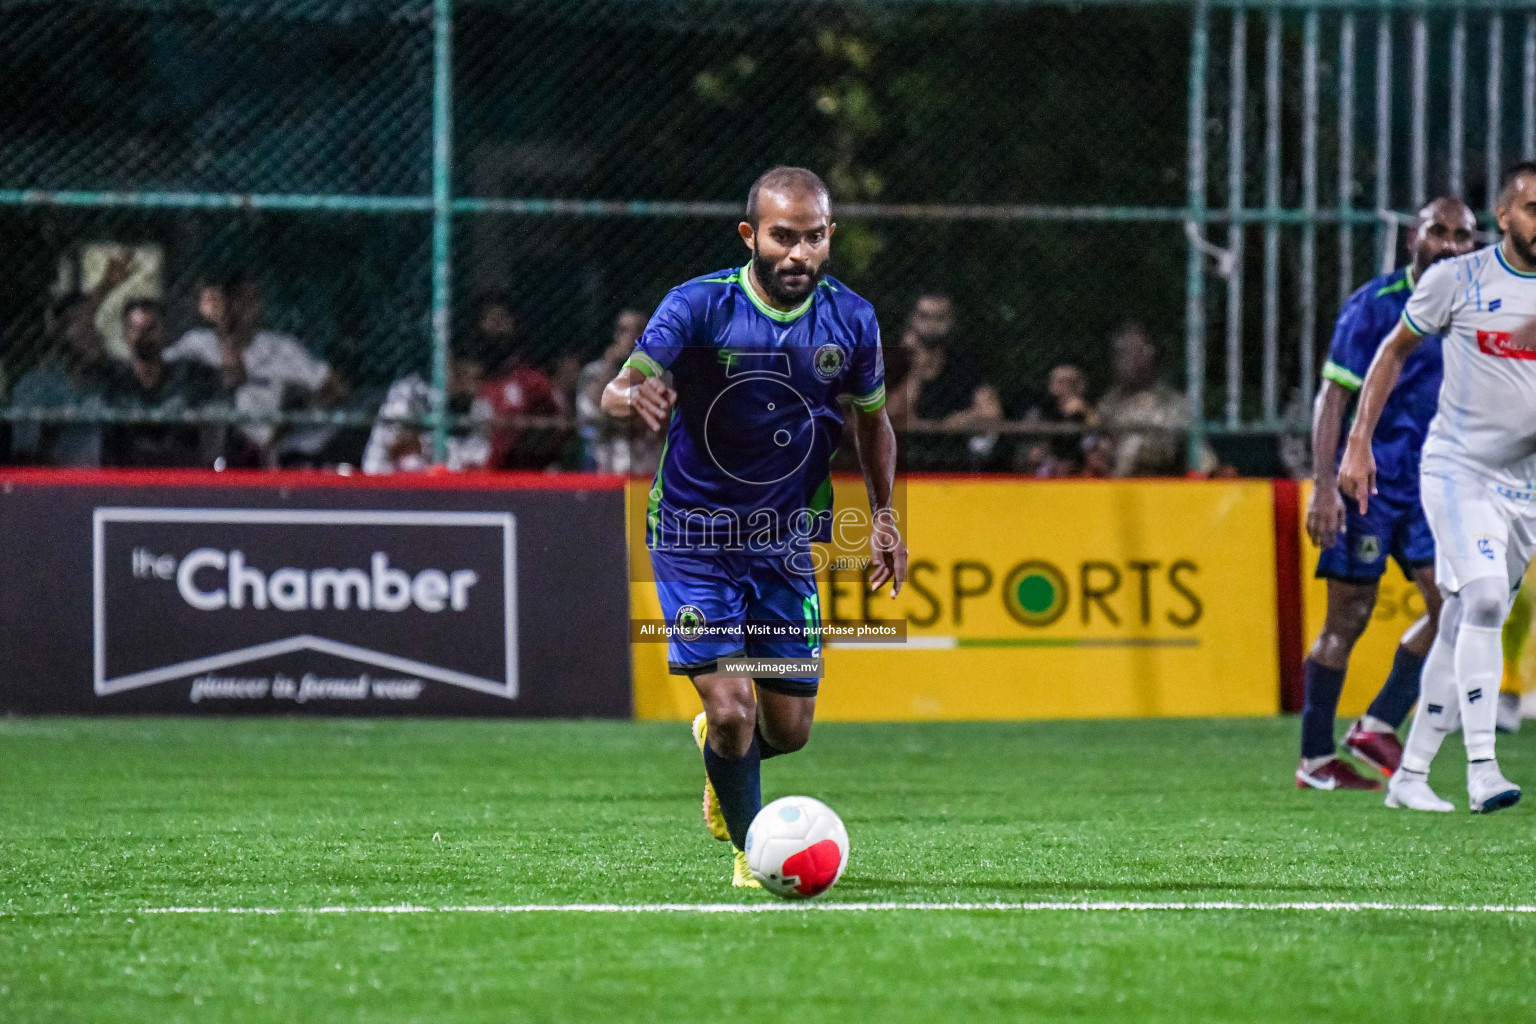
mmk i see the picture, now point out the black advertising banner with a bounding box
[0,471,631,717]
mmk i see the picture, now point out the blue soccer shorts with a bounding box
[1316,484,1435,583]
[649,548,822,695]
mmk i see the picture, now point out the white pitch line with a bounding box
[2,901,1534,917]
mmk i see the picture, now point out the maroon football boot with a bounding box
[1342,719,1403,776]
[1295,756,1383,791]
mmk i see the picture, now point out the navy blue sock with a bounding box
[754,724,785,760]
[1365,647,1424,729]
[702,738,762,849]
[1300,658,1347,759]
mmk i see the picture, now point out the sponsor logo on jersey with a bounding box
[812,343,844,382]
[1477,537,1496,559]
[675,603,707,641]
[1476,329,1536,360]
[1490,299,1503,311]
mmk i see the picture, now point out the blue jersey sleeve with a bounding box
[1320,290,1381,392]
[625,287,693,378]
[841,309,886,411]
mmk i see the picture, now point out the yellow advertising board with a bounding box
[629,478,1280,721]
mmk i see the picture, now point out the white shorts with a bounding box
[1420,457,1536,595]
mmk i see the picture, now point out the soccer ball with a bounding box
[744,796,849,899]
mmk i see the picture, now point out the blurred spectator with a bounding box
[10,293,129,467]
[900,294,1007,470]
[473,292,563,469]
[362,339,492,475]
[473,291,518,351]
[1279,385,1313,480]
[904,294,1005,425]
[164,272,347,465]
[1019,364,1100,476]
[549,352,583,417]
[576,308,665,474]
[1097,323,1216,477]
[103,299,227,467]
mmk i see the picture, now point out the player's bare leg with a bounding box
[755,686,815,757]
[1297,579,1382,790]
[1345,566,1442,775]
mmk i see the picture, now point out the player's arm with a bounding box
[1305,380,1351,550]
[1338,318,1423,514]
[852,403,907,597]
[600,365,676,431]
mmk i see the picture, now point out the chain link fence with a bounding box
[5,1,1527,474]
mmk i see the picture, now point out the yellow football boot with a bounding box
[692,713,731,842]
[732,848,761,889]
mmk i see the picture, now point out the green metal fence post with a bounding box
[1185,0,1210,473]
[431,0,454,463]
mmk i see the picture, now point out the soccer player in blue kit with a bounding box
[601,167,907,887]
[1297,196,1477,791]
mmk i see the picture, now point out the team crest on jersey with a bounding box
[812,343,844,381]
[675,604,707,642]
[1354,535,1381,562]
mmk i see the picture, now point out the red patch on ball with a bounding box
[782,839,843,896]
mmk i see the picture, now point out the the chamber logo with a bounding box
[93,508,518,700]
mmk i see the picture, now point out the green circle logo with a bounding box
[1003,561,1068,627]
[676,604,707,642]
[813,343,844,381]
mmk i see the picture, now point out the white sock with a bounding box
[1359,714,1395,734]
[1402,632,1460,774]
[1455,624,1503,762]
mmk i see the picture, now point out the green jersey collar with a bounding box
[739,264,815,323]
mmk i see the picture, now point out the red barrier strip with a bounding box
[1272,478,1305,713]
[0,468,628,491]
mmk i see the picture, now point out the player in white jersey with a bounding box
[1338,163,1536,814]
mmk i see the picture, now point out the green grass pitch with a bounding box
[2,716,1534,1022]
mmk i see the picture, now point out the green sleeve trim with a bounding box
[1320,360,1363,392]
[848,384,886,412]
[1400,310,1427,337]
[623,351,666,379]
[645,419,673,548]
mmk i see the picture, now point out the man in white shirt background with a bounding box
[164,271,348,465]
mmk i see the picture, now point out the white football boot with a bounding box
[1467,760,1522,814]
[1385,770,1455,812]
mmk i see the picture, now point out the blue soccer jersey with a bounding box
[1315,265,1443,582]
[1320,265,1444,496]
[625,265,885,555]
